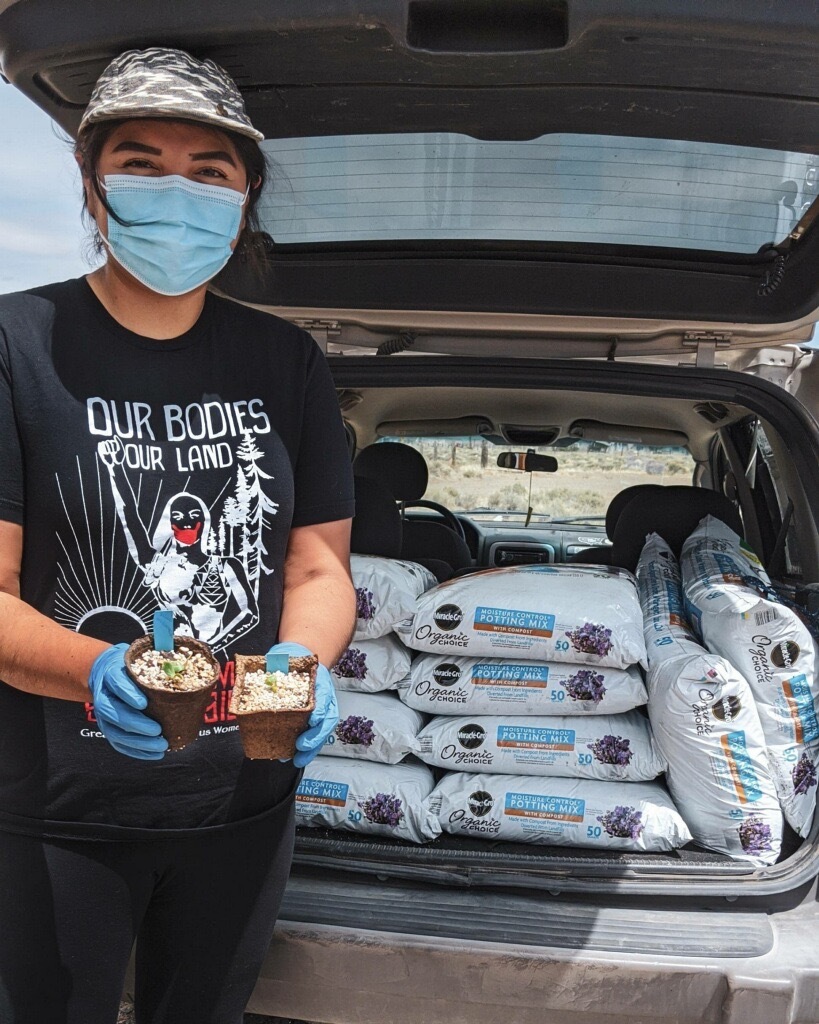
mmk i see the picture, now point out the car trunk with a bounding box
[271,351,819,905]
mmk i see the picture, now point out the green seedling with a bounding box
[264,673,280,692]
[162,661,185,679]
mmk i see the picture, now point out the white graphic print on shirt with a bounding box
[54,396,280,655]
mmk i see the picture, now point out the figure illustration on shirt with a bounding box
[97,436,262,652]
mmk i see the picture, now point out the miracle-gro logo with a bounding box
[698,687,742,722]
[434,604,464,631]
[712,694,742,722]
[468,790,494,817]
[771,640,800,669]
[433,663,462,687]
[458,724,487,749]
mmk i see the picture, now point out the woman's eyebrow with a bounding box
[111,141,163,155]
[190,149,237,167]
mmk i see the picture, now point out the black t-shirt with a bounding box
[0,278,355,839]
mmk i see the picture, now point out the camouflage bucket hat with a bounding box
[79,47,263,142]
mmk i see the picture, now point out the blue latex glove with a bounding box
[88,644,168,760]
[265,642,339,768]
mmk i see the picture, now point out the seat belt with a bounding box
[718,430,765,560]
[767,498,794,581]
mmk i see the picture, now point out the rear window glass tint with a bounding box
[259,133,817,253]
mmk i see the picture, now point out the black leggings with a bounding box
[0,804,295,1024]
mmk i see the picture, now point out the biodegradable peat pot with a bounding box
[231,654,318,760]
[125,635,220,752]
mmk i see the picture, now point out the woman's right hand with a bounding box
[88,644,168,760]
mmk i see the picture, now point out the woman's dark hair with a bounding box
[74,117,270,279]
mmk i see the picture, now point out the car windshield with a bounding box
[259,132,816,253]
[377,436,695,524]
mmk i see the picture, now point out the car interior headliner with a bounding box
[344,385,747,462]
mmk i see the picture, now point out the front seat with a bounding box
[353,442,473,574]
[351,473,453,582]
[609,485,743,573]
[567,484,663,563]
[350,474,403,560]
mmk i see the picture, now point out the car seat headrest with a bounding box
[610,485,743,573]
[353,442,429,502]
[350,474,402,559]
[604,484,663,539]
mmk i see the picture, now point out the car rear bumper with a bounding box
[245,875,819,1024]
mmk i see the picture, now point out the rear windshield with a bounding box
[259,133,816,253]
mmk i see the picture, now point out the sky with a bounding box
[0,81,817,347]
[0,81,95,292]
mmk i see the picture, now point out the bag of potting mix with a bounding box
[396,564,647,669]
[638,532,701,663]
[351,555,438,641]
[681,516,819,836]
[637,534,783,865]
[295,757,441,843]
[331,634,411,692]
[397,654,647,715]
[414,711,664,782]
[323,691,425,765]
[427,771,691,852]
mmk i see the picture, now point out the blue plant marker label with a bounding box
[266,652,290,674]
[153,610,174,652]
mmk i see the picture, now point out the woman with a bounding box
[0,47,356,1024]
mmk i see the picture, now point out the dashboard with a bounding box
[412,512,610,567]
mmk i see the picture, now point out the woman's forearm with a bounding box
[0,592,106,701]
[278,520,355,666]
[278,569,356,667]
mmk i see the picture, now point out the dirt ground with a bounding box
[117,1005,307,1023]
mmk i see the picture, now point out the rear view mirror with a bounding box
[497,450,558,473]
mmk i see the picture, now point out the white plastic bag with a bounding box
[638,534,783,865]
[398,654,646,715]
[397,564,647,669]
[414,712,664,781]
[331,634,411,693]
[428,772,691,852]
[323,691,426,765]
[351,555,438,641]
[638,532,702,664]
[681,516,819,836]
[295,757,441,843]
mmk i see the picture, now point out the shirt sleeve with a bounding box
[0,325,24,526]
[291,341,355,528]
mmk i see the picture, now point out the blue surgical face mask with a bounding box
[99,174,248,295]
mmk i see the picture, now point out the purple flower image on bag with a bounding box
[336,715,376,747]
[566,622,613,657]
[359,792,404,826]
[356,587,375,621]
[334,647,368,680]
[597,805,644,839]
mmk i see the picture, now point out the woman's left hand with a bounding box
[265,641,339,768]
